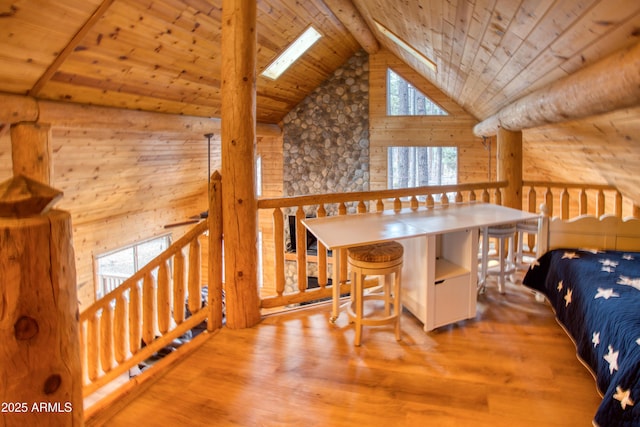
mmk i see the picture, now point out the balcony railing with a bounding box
[257,181,508,310]
[83,175,638,418]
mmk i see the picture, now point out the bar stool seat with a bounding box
[479,224,516,294]
[347,241,403,346]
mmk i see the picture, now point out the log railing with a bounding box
[257,181,507,310]
[522,181,639,220]
[80,172,224,404]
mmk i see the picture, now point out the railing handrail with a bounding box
[257,180,508,209]
[523,181,619,191]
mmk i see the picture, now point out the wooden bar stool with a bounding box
[347,241,403,346]
[479,224,516,294]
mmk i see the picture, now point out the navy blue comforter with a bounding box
[523,249,640,427]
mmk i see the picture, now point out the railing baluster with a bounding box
[410,196,418,210]
[273,207,285,296]
[527,186,538,251]
[338,202,348,284]
[441,193,449,206]
[527,187,536,213]
[87,311,100,382]
[376,199,384,212]
[393,197,401,211]
[114,293,127,364]
[597,189,605,217]
[455,192,463,203]
[317,204,328,288]
[100,303,113,373]
[79,320,87,384]
[173,250,185,324]
[469,190,476,202]
[426,194,434,208]
[157,259,170,334]
[544,187,553,217]
[129,281,142,355]
[579,188,587,215]
[615,192,623,218]
[357,200,366,213]
[142,271,156,345]
[338,202,347,215]
[560,188,570,220]
[482,188,490,203]
[187,238,202,314]
[295,207,307,292]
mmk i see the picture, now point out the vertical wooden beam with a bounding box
[497,127,522,210]
[10,122,53,184]
[208,171,224,331]
[221,0,261,329]
[0,177,83,426]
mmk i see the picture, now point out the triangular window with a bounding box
[387,69,448,116]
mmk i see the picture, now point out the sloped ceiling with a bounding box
[1,0,638,125]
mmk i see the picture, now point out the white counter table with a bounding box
[302,202,540,331]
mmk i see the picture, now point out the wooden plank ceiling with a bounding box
[0,0,639,125]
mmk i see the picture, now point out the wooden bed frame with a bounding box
[541,212,640,253]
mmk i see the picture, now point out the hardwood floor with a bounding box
[95,280,602,427]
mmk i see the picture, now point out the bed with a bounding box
[523,214,640,426]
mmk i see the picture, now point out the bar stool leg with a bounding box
[394,269,401,341]
[354,269,364,347]
[384,273,392,316]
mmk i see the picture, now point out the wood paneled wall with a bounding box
[53,126,219,309]
[369,49,489,190]
[1,104,284,310]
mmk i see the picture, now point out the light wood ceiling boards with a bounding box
[0,0,638,124]
[352,0,640,120]
[0,0,360,124]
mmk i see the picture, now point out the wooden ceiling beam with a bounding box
[0,92,282,136]
[27,0,117,97]
[322,0,379,54]
[474,41,640,137]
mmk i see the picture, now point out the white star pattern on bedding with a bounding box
[618,275,640,291]
[533,250,640,422]
[594,288,619,299]
[564,288,572,307]
[613,386,635,410]
[604,345,619,374]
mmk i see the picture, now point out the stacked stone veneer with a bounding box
[283,49,369,209]
[281,49,369,293]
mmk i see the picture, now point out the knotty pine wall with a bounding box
[369,49,492,190]
[0,112,283,310]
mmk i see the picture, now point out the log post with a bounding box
[10,122,53,185]
[0,176,83,426]
[208,171,224,331]
[497,127,522,210]
[220,0,261,328]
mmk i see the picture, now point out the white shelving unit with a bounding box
[401,228,478,331]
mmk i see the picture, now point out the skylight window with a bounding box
[374,20,437,72]
[261,26,322,80]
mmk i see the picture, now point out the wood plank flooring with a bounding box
[94,281,602,427]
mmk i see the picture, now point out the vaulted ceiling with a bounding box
[1,0,638,126]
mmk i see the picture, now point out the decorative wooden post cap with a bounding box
[0,175,62,218]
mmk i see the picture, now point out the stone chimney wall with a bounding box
[281,50,369,292]
[282,49,370,210]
